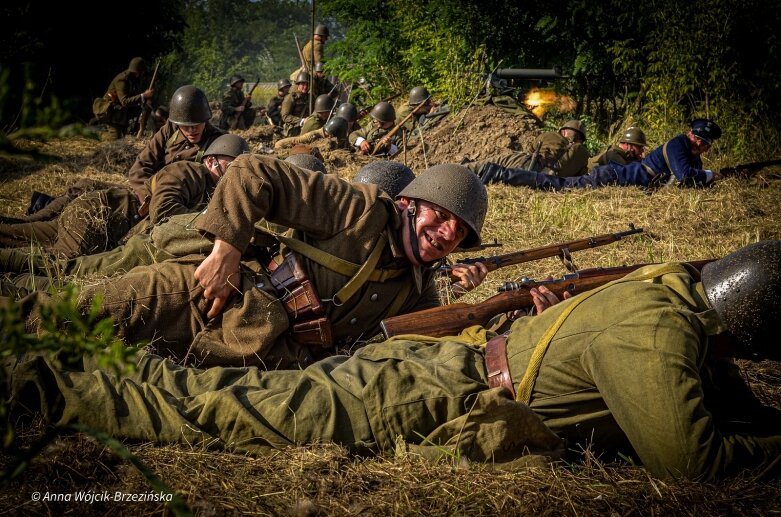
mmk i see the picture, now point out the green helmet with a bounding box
[169,85,212,126]
[336,103,358,122]
[203,134,250,159]
[277,78,292,90]
[353,161,415,199]
[370,101,396,123]
[229,74,245,87]
[315,24,329,37]
[559,119,586,140]
[323,116,348,139]
[314,94,334,113]
[128,57,147,74]
[619,127,647,147]
[285,153,327,174]
[408,86,431,106]
[701,240,781,360]
[398,164,487,249]
[295,71,311,84]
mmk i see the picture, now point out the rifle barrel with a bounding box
[495,68,567,80]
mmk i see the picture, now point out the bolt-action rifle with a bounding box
[440,224,644,283]
[381,259,714,338]
[135,60,160,139]
[370,101,430,157]
[719,159,781,178]
[230,77,260,130]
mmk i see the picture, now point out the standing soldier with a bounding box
[348,101,398,156]
[588,127,647,169]
[300,94,335,134]
[92,57,154,140]
[280,71,312,137]
[291,23,329,80]
[218,74,256,130]
[267,79,291,127]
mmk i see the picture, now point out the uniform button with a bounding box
[370,293,378,301]
[349,318,358,325]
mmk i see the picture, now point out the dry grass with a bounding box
[1,123,781,515]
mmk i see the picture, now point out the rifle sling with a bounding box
[516,263,689,405]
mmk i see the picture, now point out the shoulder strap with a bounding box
[165,128,181,149]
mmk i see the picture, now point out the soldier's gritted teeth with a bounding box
[179,123,206,144]
[409,200,467,264]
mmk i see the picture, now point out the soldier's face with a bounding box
[178,123,206,144]
[297,83,309,93]
[398,198,468,264]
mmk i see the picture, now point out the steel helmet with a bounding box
[229,74,245,87]
[203,134,250,159]
[314,24,329,37]
[619,127,647,147]
[398,164,487,249]
[323,116,348,139]
[285,153,327,174]
[295,71,311,84]
[336,103,358,122]
[128,57,147,74]
[559,119,586,140]
[168,85,212,126]
[408,86,431,106]
[370,101,396,124]
[277,78,292,90]
[314,62,325,73]
[353,161,415,199]
[701,240,781,360]
[314,94,334,113]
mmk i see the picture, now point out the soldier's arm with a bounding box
[128,123,174,201]
[115,75,145,107]
[148,164,208,224]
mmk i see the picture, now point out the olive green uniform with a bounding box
[395,104,424,133]
[348,124,396,156]
[290,39,325,81]
[275,128,333,152]
[93,69,145,139]
[128,120,224,202]
[21,157,441,369]
[12,264,781,477]
[587,144,634,170]
[300,114,326,135]
[280,91,310,137]
[218,87,254,130]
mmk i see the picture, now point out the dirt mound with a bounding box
[401,103,542,171]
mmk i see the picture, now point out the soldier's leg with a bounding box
[0,221,59,249]
[25,179,118,223]
[67,233,175,278]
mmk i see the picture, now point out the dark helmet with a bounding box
[398,164,487,249]
[559,119,586,140]
[314,62,325,73]
[295,71,311,84]
[277,78,292,90]
[128,57,147,74]
[314,24,329,37]
[701,240,781,360]
[691,118,722,144]
[353,161,415,199]
[336,103,358,122]
[370,101,396,124]
[323,116,348,139]
[155,105,169,117]
[203,134,250,159]
[169,85,212,126]
[619,127,647,147]
[229,74,246,87]
[314,94,334,113]
[408,86,431,106]
[285,153,327,174]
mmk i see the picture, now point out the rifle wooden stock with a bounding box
[719,159,781,178]
[230,77,260,130]
[441,224,643,282]
[381,259,714,338]
[135,60,160,139]
[370,101,428,157]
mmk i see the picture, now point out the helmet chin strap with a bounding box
[405,200,443,269]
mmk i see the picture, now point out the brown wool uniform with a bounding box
[587,144,634,170]
[274,128,333,152]
[128,120,224,201]
[218,87,254,130]
[280,91,311,136]
[23,156,441,370]
[146,161,218,224]
[95,69,146,138]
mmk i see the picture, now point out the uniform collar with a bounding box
[386,200,425,293]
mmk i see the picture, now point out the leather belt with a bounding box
[484,334,516,398]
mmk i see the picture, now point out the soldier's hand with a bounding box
[143,88,154,99]
[450,261,488,298]
[530,285,571,314]
[358,141,371,154]
[235,105,245,113]
[195,239,242,318]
